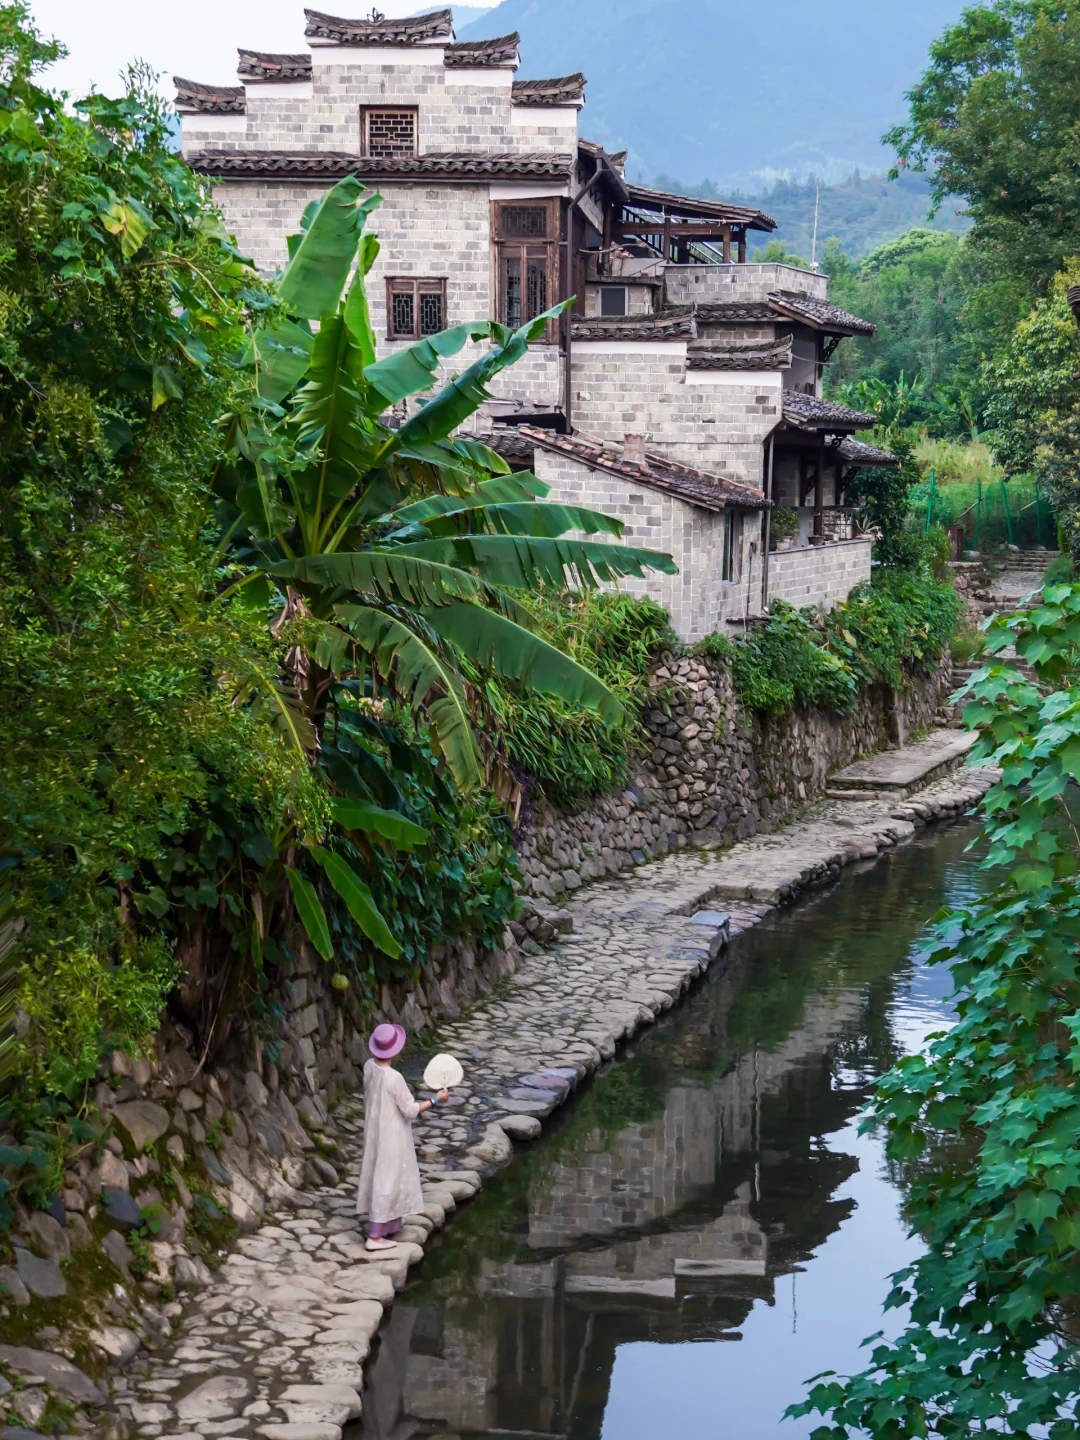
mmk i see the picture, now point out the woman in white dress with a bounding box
[356,1023,448,1251]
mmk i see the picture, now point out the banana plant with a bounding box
[215,176,677,961]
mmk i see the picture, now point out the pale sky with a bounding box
[28,0,500,99]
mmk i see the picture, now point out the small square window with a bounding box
[600,287,627,317]
[387,277,446,340]
[361,106,418,158]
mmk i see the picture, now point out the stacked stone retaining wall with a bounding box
[515,650,952,900]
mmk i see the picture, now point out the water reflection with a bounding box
[359,825,989,1440]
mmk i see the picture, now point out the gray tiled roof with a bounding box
[512,427,770,513]
[511,74,586,106]
[304,8,453,44]
[174,78,245,114]
[781,391,877,429]
[625,183,776,232]
[444,33,520,67]
[838,436,898,468]
[185,150,575,181]
[691,301,777,323]
[237,51,313,81]
[571,312,695,342]
[687,335,793,371]
[768,290,876,337]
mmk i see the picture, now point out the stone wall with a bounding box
[515,648,952,899]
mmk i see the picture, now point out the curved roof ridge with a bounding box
[237,50,313,81]
[174,78,246,114]
[304,8,453,44]
[444,32,520,67]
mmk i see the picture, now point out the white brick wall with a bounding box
[663,261,828,305]
[181,54,577,159]
[766,539,873,611]
[212,177,565,408]
[570,344,780,489]
[532,449,766,641]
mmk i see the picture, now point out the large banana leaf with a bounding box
[291,312,376,514]
[270,550,534,625]
[364,322,498,407]
[421,501,625,539]
[390,305,570,450]
[421,601,624,724]
[329,800,428,848]
[390,534,679,589]
[253,319,313,405]
[341,606,483,789]
[285,865,332,960]
[311,846,401,957]
[343,232,380,368]
[390,472,548,524]
[277,178,380,320]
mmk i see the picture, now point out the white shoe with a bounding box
[365,1237,399,1252]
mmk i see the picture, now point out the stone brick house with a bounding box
[175,6,894,640]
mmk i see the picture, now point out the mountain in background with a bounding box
[457,0,965,191]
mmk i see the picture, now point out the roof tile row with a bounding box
[185,149,575,181]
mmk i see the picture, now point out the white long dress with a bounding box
[355,1060,425,1224]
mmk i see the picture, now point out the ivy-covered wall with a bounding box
[515,650,953,900]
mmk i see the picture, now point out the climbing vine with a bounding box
[792,583,1080,1437]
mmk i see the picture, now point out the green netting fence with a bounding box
[907,474,1054,551]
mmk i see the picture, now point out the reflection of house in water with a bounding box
[360,988,866,1439]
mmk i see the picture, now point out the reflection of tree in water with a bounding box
[358,827,987,1440]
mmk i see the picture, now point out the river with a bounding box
[356,823,989,1440]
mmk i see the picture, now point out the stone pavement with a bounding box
[107,757,998,1440]
[828,728,978,798]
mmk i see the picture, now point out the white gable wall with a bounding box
[532,448,763,641]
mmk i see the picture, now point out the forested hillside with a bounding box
[458,0,965,187]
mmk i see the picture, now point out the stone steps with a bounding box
[825,729,978,801]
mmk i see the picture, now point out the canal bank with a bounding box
[89,752,997,1440]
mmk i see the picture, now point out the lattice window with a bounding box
[499,205,550,239]
[492,200,559,340]
[361,106,418,158]
[386,277,446,340]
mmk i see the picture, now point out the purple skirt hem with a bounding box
[367,1217,402,1238]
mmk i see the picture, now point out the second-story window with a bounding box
[361,106,418,158]
[492,200,559,340]
[386,277,446,340]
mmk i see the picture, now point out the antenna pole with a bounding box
[811,183,820,269]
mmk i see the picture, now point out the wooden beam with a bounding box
[722,224,731,264]
[814,431,825,537]
[737,228,747,263]
[613,221,740,240]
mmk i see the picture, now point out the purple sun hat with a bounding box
[368,1023,406,1060]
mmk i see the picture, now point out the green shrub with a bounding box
[483,592,675,806]
[729,602,858,717]
[713,569,961,719]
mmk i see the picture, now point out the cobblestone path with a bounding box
[109,762,997,1440]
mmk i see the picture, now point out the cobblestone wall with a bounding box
[515,649,952,899]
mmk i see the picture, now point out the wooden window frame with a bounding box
[359,105,419,159]
[491,198,561,343]
[385,276,447,341]
[599,285,628,317]
[721,510,743,583]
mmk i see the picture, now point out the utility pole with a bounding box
[810,183,820,270]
